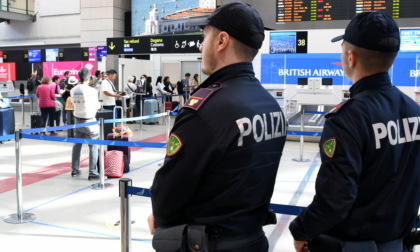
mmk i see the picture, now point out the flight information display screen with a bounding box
[276,0,420,22]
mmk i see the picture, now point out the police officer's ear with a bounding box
[216,31,230,52]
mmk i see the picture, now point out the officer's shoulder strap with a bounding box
[325,98,354,118]
[183,82,222,111]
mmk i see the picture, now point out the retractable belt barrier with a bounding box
[19,113,169,148]
[3,94,36,99]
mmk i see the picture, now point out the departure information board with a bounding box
[276,0,420,22]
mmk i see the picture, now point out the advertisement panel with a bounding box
[97,46,107,62]
[261,53,420,87]
[43,61,95,80]
[0,63,16,81]
[89,47,96,61]
[0,51,3,63]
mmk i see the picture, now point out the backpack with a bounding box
[27,78,35,91]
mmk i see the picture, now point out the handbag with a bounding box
[54,99,63,111]
[152,225,207,252]
[65,96,74,111]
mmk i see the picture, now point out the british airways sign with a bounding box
[261,53,420,87]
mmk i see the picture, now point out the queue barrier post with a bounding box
[166,110,171,143]
[21,94,25,129]
[120,178,132,252]
[90,118,114,190]
[4,130,36,224]
[293,109,310,162]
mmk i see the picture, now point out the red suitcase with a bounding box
[104,150,124,178]
[107,106,132,162]
[165,101,172,111]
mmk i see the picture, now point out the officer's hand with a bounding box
[116,94,122,98]
[147,213,156,235]
[294,240,308,252]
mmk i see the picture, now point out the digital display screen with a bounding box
[276,0,420,23]
[322,78,333,85]
[400,29,420,52]
[46,48,59,62]
[28,49,41,63]
[298,78,308,85]
[270,31,308,54]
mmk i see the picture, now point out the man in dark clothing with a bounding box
[289,11,420,252]
[27,72,41,112]
[59,70,70,124]
[148,2,287,252]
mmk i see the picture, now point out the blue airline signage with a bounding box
[261,53,420,87]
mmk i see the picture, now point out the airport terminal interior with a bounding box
[0,0,420,251]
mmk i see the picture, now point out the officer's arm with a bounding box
[289,112,363,241]
[151,111,220,227]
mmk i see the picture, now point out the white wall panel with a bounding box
[39,0,81,16]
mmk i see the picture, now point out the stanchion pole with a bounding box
[166,110,170,143]
[4,130,36,224]
[140,95,143,132]
[120,178,132,252]
[293,109,310,162]
[91,118,113,190]
[21,94,25,128]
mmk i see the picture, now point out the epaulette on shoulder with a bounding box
[325,98,354,118]
[183,82,222,111]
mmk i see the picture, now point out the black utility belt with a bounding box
[152,224,207,252]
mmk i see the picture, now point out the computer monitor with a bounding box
[298,78,308,85]
[322,78,333,86]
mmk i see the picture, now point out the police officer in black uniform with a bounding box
[148,2,287,252]
[289,11,420,252]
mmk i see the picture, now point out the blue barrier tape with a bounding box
[103,112,168,124]
[0,134,15,141]
[142,94,185,100]
[21,133,166,148]
[22,120,100,134]
[127,186,151,197]
[288,131,322,137]
[305,111,327,115]
[3,94,36,99]
[125,186,305,215]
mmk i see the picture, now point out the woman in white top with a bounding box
[155,76,167,112]
[125,75,137,108]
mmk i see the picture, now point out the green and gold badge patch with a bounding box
[322,138,336,158]
[167,133,183,156]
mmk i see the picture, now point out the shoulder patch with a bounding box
[167,133,183,157]
[322,138,336,158]
[183,82,222,111]
[325,98,354,118]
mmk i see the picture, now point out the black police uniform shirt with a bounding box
[289,72,420,242]
[150,62,287,236]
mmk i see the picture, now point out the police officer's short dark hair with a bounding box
[185,73,190,77]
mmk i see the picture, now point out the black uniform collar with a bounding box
[349,72,392,98]
[192,62,255,94]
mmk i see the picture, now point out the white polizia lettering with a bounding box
[372,116,420,149]
[236,111,286,147]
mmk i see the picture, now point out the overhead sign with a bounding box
[43,61,95,80]
[261,53,420,87]
[0,63,16,81]
[107,34,203,55]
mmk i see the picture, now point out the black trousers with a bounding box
[40,107,55,128]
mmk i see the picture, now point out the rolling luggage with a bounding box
[0,108,15,136]
[104,150,124,178]
[107,106,132,162]
[143,99,159,124]
[165,101,172,112]
[31,112,43,130]
[96,109,113,140]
